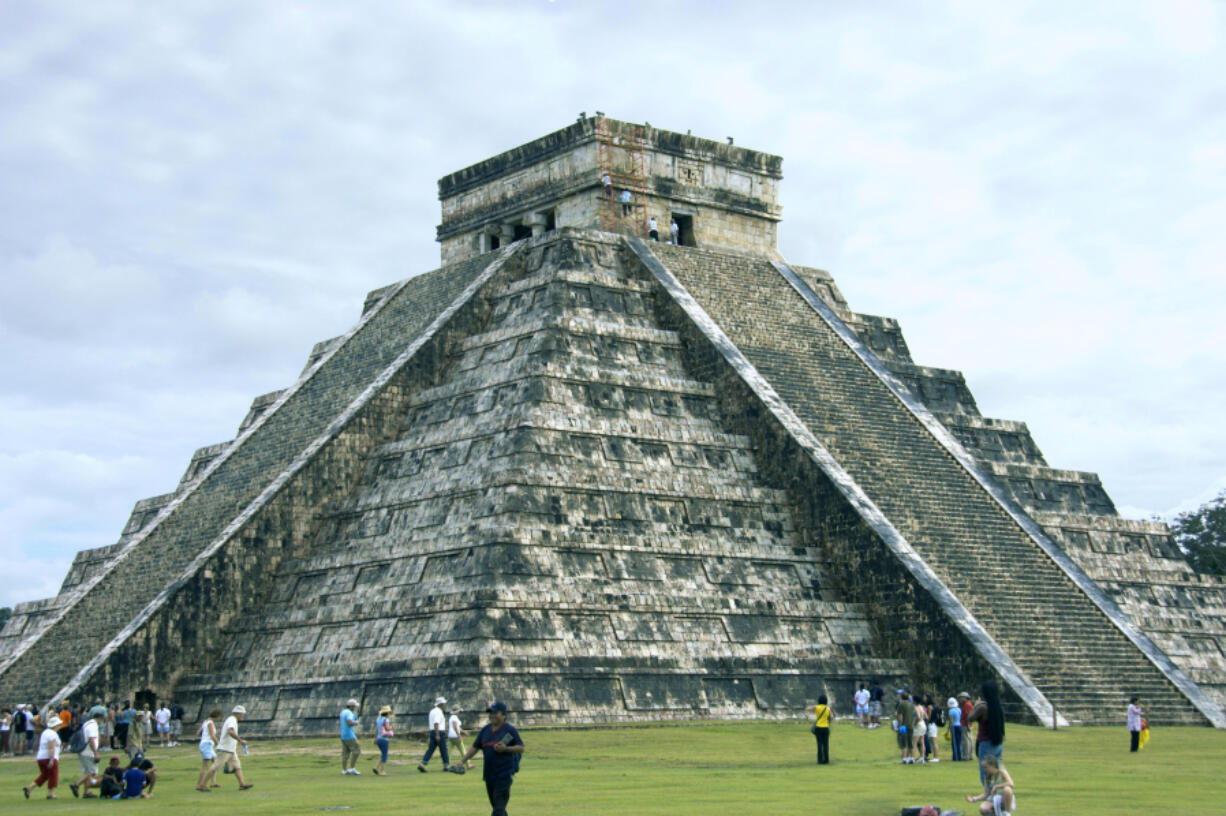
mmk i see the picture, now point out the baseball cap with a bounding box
[486,701,507,714]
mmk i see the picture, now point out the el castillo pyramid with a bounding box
[2,117,1224,734]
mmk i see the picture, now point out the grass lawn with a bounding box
[1,721,1223,815]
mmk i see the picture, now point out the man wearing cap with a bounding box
[339,698,361,775]
[211,705,253,790]
[462,701,525,816]
[893,689,914,764]
[417,696,450,772]
[69,705,107,798]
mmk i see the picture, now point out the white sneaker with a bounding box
[930,758,939,763]
[351,769,360,775]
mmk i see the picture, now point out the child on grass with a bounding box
[965,753,1015,815]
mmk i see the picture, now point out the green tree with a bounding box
[1171,490,1226,576]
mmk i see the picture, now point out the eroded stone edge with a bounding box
[626,237,1066,726]
[42,242,526,707]
[771,258,1225,729]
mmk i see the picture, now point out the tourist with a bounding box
[23,704,36,754]
[958,692,974,762]
[1,707,11,756]
[461,701,525,816]
[373,705,393,776]
[137,757,157,795]
[211,705,254,790]
[120,759,149,799]
[418,696,450,772]
[169,700,184,747]
[868,681,884,728]
[56,700,73,742]
[893,689,913,764]
[99,756,124,797]
[601,173,612,198]
[670,219,680,245]
[619,189,632,216]
[11,705,26,756]
[141,704,152,742]
[964,753,1015,815]
[22,713,63,799]
[924,693,941,762]
[340,698,361,775]
[114,701,132,754]
[967,681,1006,793]
[154,702,171,747]
[1127,696,1144,752]
[804,694,832,764]
[124,703,144,760]
[103,703,115,751]
[448,707,472,770]
[854,684,870,727]
[911,694,926,763]
[947,697,964,762]
[648,217,659,241]
[196,707,221,791]
[69,705,106,798]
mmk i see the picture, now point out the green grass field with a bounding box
[2,721,1223,815]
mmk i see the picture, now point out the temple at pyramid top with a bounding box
[436,116,783,263]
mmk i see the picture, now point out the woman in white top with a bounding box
[195,708,222,792]
[447,708,472,771]
[0,707,12,756]
[23,715,63,799]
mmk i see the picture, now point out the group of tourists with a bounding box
[334,696,525,816]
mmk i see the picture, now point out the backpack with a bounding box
[932,706,945,727]
[67,725,88,754]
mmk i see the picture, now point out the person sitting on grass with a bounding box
[99,757,124,798]
[120,760,149,799]
[965,754,1015,816]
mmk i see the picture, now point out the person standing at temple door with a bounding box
[648,217,659,241]
[670,219,680,245]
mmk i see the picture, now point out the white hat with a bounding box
[45,716,62,729]
[346,698,359,708]
[435,696,447,706]
[232,705,247,714]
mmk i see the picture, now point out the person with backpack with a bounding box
[68,706,107,798]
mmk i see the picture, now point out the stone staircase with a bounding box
[644,241,1215,726]
[172,234,902,732]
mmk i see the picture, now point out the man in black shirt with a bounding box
[462,702,524,816]
[868,682,885,728]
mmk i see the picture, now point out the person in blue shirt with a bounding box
[461,702,524,816]
[947,697,964,762]
[339,699,361,775]
[120,762,148,799]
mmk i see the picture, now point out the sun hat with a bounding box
[379,705,392,715]
[946,698,957,709]
[435,696,447,706]
[346,698,359,708]
[45,716,62,729]
[232,705,247,714]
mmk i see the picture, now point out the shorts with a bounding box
[79,753,99,776]
[212,749,240,774]
[157,724,169,733]
[200,741,216,761]
[927,723,938,739]
[870,701,882,717]
[896,728,909,749]
[855,704,868,715]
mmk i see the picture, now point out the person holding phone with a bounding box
[462,702,525,816]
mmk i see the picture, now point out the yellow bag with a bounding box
[941,725,951,743]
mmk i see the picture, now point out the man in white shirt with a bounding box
[648,217,659,241]
[854,685,871,728]
[210,705,253,790]
[417,697,450,772]
[70,706,106,798]
[154,705,171,747]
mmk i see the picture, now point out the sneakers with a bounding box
[417,764,427,773]
[342,768,361,775]
[70,783,80,798]
[930,758,940,763]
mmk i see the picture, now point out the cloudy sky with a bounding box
[2,0,1224,609]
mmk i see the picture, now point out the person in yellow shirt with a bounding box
[804,695,833,765]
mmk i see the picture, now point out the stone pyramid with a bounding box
[2,118,1223,733]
